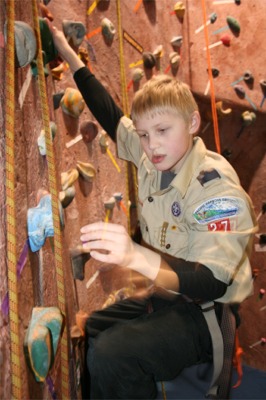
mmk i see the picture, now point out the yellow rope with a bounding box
[5,0,22,398]
[116,0,132,236]
[31,1,69,398]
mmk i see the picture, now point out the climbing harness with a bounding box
[5,0,22,398]
[31,0,70,397]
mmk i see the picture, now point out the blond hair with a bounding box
[131,74,198,124]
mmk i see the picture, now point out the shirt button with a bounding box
[166,244,171,249]
[146,226,149,232]
[148,196,153,202]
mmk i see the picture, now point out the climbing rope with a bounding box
[116,0,133,236]
[201,0,221,154]
[31,1,70,398]
[5,0,22,398]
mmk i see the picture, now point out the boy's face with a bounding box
[135,110,199,173]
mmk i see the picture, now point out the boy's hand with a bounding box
[45,18,84,72]
[80,221,161,280]
[80,222,135,267]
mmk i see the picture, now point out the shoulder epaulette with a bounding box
[197,169,221,186]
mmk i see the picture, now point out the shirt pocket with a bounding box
[153,224,189,258]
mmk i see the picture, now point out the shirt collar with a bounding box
[170,137,207,198]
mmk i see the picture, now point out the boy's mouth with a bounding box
[152,155,165,164]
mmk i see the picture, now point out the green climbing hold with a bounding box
[226,16,240,34]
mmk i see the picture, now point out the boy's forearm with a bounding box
[61,46,84,73]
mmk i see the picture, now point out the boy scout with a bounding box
[48,21,257,399]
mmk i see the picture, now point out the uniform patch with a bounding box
[193,197,242,224]
[172,201,181,217]
[208,218,232,231]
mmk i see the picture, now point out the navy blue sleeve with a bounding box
[161,254,227,301]
[74,67,124,141]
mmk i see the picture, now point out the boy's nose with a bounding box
[148,137,159,150]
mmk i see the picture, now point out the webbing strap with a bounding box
[209,305,236,399]
[5,0,22,398]
[200,302,224,398]
[31,1,70,398]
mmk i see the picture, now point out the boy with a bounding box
[48,22,257,399]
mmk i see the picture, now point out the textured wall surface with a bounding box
[0,1,265,399]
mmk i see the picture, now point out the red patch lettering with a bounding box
[208,218,231,231]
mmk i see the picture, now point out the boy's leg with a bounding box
[87,301,212,399]
[86,297,150,337]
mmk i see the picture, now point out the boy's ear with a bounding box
[189,111,201,135]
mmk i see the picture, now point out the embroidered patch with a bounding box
[193,197,242,224]
[208,218,232,231]
[172,201,181,217]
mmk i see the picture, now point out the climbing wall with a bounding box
[0,1,265,399]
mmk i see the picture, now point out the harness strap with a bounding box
[211,304,236,399]
[200,302,224,398]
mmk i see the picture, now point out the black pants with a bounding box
[85,296,212,399]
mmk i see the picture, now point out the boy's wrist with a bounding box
[126,242,161,281]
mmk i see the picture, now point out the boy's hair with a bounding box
[131,74,199,124]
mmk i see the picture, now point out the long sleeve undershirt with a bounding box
[74,66,227,302]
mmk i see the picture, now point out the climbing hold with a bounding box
[101,17,116,41]
[37,121,57,156]
[113,192,123,202]
[216,101,232,118]
[211,68,220,78]
[259,288,265,300]
[39,2,54,21]
[53,91,65,110]
[241,110,256,126]
[132,68,144,83]
[99,131,109,149]
[60,87,85,119]
[11,21,37,67]
[78,47,90,65]
[51,63,65,80]
[104,196,116,210]
[70,246,91,280]
[260,79,266,95]
[226,16,240,34]
[237,110,256,137]
[27,191,64,252]
[210,13,217,24]
[38,18,58,64]
[174,2,185,20]
[61,168,79,191]
[142,51,156,69]
[233,84,246,99]
[153,44,163,58]
[259,234,266,245]
[59,186,76,208]
[243,70,254,85]
[170,36,183,48]
[169,52,181,67]
[220,33,231,46]
[76,161,96,182]
[62,20,86,46]
[80,120,98,143]
[24,307,63,382]
[75,310,89,336]
[204,34,231,50]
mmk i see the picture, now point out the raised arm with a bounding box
[47,20,123,140]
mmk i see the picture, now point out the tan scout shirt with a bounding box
[117,116,257,303]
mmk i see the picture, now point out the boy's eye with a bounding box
[139,132,148,138]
